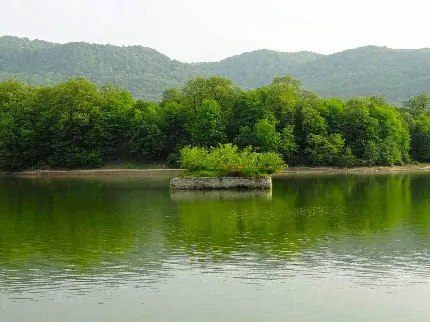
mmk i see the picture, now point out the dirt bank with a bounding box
[8,169,186,178]
[6,165,430,179]
[274,165,430,177]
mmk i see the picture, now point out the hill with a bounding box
[1,36,430,104]
[0,36,197,101]
[290,46,430,104]
[198,49,321,88]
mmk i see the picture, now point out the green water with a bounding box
[1,174,430,321]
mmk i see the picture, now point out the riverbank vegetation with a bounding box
[0,76,429,171]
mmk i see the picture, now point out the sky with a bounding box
[1,0,429,62]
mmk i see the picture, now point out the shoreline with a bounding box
[6,169,186,178]
[3,164,430,178]
[275,165,430,176]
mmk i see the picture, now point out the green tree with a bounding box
[342,97,379,159]
[187,99,226,148]
[322,97,344,135]
[305,133,345,165]
[46,78,104,168]
[411,115,430,162]
[0,81,35,170]
[253,118,281,152]
[404,94,430,116]
[99,84,135,162]
[130,101,164,161]
[265,76,301,128]
[160,101,191,158]
[230,89,270,138]
[279,125,297,161]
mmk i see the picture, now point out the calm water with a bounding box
[1,174,430,321]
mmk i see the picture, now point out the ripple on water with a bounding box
[1,175,430,321]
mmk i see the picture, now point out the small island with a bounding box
[170,144,285,190]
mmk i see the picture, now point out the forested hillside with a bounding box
[0,36,197,101]
[1,36,430,104]
[289,46,430,104]
[198,49,321,88]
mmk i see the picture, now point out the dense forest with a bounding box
[1,36,430,104]
[0,75,430,171]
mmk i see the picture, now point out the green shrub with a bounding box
[179,144,285,177]
[256,152,286,175]
[179,146,208,172]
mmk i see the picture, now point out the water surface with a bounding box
[1,174,430,321]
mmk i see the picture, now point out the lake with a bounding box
[1,174,430,321]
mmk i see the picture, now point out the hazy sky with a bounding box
[1,0,429,62]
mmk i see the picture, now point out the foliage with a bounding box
[411,115,430,162]
[279,125,297,161]
[404,94,430,116]
[0,74,427,171]
[337,147,357,168]
[187,99,226,148]
[254,152,286,175]
[304,133,345,166]
[253,118,281,152]
[179,144,285,177]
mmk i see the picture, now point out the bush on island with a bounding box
[179,144,285,177]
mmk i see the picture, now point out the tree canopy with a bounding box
[0,75,428,171]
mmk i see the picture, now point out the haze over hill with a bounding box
[1,36,429,104]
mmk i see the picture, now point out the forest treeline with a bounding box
[0,76,430,171]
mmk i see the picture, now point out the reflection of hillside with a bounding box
[169,175,430,271]
[1,174,430,290]
[0,178,175,269]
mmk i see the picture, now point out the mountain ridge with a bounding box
[1,36,429,104]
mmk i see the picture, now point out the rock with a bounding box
[170,176,272,190]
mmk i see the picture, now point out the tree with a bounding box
[305,133,345,165]
[160,101,191,158]
[279,125,297,161]
[404,94,430,116]
[380,137,402,166]
[130,101,164,161]
[253,118,281,152]
[99,84,135,162]
[265,76,301,128]
[411,115,430,162]
[322,97,344,135]
[187,99,226,148]
[294,103,327,163]
[0,81,35,170]
[44,79,105,168]
[363,141,380,165]
[370,102,410,164]
[230,89,270,138]
[342,97,379,159]
[181,76,239,114]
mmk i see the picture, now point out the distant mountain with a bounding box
[1,36,430,104]
[289,46,430,104]
[198,49,321,88]
[0,36,197,101]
